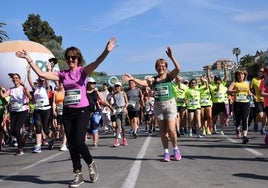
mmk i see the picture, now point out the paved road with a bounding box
[0,124,267,188]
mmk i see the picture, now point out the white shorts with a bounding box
[154,98,177,121]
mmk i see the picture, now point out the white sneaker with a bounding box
[118,133,122,139]
[60,144,68,151]
[220,130,224,135]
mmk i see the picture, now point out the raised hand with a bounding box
[15,50,28,59]
[122,74,133,82]
[165,46,173,59]
[106,37,118,52]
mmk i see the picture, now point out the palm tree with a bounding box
[0,22,9,42]
[232,47,241,65]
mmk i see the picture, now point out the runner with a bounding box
[123,46,181,162]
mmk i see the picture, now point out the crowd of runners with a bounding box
[0,42,268,187]
[1,58,268,155]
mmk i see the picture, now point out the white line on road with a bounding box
[226,135,263,156]
[0,152,63,182]
[244,148,263,156]
[121,136,151,188]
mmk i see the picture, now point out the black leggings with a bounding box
[233,102,250,131]
[10,110,28,149]
[33,109,51,135]
[63,106,92,172]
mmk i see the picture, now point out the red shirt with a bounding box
[259,79,268,107]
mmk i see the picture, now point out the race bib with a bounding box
[215,92,223,99]
[56,104,63,115]
[189,99,199,106]
[200,98,209,104]
[11,102,22,111]
[236,94,247,102]
[35,99,46,108]
[112,107,123,115]
[176,98,185,103]
[128,100,136,108]
[154,86,169,98]
[64,89,81,105]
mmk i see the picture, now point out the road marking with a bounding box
[244,148,263,156]
[0,152,63,182]
[226,137,238,143]
[121,136,151,188]
[226,136,263,156]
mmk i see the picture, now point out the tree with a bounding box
[89,71,107,77]
[22,14,62,45]
[42,39,67,69]
[239,54,257,80]
[0,22,9,42]
[232,47,241,65]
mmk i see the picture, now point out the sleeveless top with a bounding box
[9,86,29,112]
[33,85,51,110]
[54,90,65,115]
[233,81,249,103]
[153,76,174,102]
[113,91,126,108]
[86,90,100,112]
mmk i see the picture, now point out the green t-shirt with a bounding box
[172,83,187,107]
[185,87,201,110]
[209,83,227,103]
[198,85,212,106]
[153,77,174,102]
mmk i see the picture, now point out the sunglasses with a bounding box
[65,56,78,61]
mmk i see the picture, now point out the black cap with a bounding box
[49,57,58,65]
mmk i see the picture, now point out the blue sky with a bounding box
[1,0,268,75]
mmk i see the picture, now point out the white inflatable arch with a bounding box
[0,40,59,89]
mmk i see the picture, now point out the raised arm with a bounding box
[222,64,228,83]
[206,66,212,83]
[166,46,181,80]
[16,50,59,81]
[83,37,117,74]
[26,65,35,90]
[122,74,150,87]
[0,87,9,99]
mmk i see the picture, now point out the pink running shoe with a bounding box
[236,129,241,138]
[162,153,170,162]
[113,139,120,147]
[173,149,182,161]
[123,138,128,146]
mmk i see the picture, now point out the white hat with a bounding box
[88,77,96,83]
[114,82,122,87]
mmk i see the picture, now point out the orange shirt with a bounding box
[54,91,65,104]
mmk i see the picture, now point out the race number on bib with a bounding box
[154,86,169,98]
[64,89,82,105]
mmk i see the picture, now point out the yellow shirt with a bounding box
[250,77,264,102]
[234,81,249,103]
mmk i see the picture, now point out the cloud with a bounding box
[234,10,268,23]
[186,0,239,12]
[85,0,166,31]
